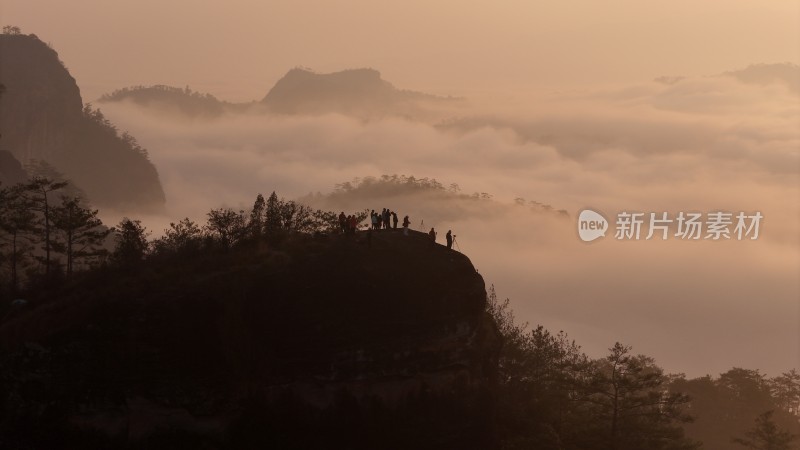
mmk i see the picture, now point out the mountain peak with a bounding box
[262,67,397,115]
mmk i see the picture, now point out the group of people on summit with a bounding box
[370,208,402,232]
[337,212,360,235]
[337,209,455,250]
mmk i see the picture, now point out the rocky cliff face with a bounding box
[0,34,83,162]
[0,33,165,210]
[0,230,500,449]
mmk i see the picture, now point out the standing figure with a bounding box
[429,228,437,247]
[392,211,398,229]
[446,230,453,250]
[403,215,410,236]
[348,215,357,234]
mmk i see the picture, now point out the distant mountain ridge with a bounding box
[261,68,455,117]
[99,85,252,118]
[99,67,461,120]
[0,32,165,210]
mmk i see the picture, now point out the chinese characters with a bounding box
[613,211,762,240]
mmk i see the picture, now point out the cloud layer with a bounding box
[99,72,799,376]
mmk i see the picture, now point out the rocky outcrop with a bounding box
[0,33,165,210]
[0,34,82,162]
[0,230,500,449]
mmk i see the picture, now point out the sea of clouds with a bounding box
[98,70,799,377]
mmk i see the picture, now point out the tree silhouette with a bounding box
[2,25,21,35]
[279,200,314,233]
[582,343,696,450]
[733,411,797,450]
[0,184,37,293]
[265,192,281,239]
[206,208,247,248]
[249,194,266,239]
[672,368,800,449]
[770,370,800,415]
[50,196,109,275]
[153,218,203,255]
[24,177,68,275]
[111,218,149,266]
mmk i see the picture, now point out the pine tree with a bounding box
[265,191,282,239]
[111,218,149,266]
[24,177,68,275]
[50,196,109,275]
[249,193,266,238]
[581,343,697,450]
[770,370,800,415]
[733,411,797,450]
[0,184,37,293]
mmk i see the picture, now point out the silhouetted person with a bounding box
[348,215,356,235]
[403,215,410,236]
[392,211,398,229]
[429,228,437,247]
[339,212,346,233]
[446,230,453,249]
[382,208,390,230]
[371,211,378,230]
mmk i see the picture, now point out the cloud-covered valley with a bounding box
[99,68,799,376]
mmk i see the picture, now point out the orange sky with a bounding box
[1,0,798,101]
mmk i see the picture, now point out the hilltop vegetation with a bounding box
[0,178,345,298]
[99,85,249,118]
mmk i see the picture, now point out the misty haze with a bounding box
[0,1,798,449]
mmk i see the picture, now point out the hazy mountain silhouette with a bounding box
[99,85,254,118]
[261,67,458,118]
[0,32,165,210]
[300,174,570,223]
[99,68,461,121]
[724,63,800,94]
